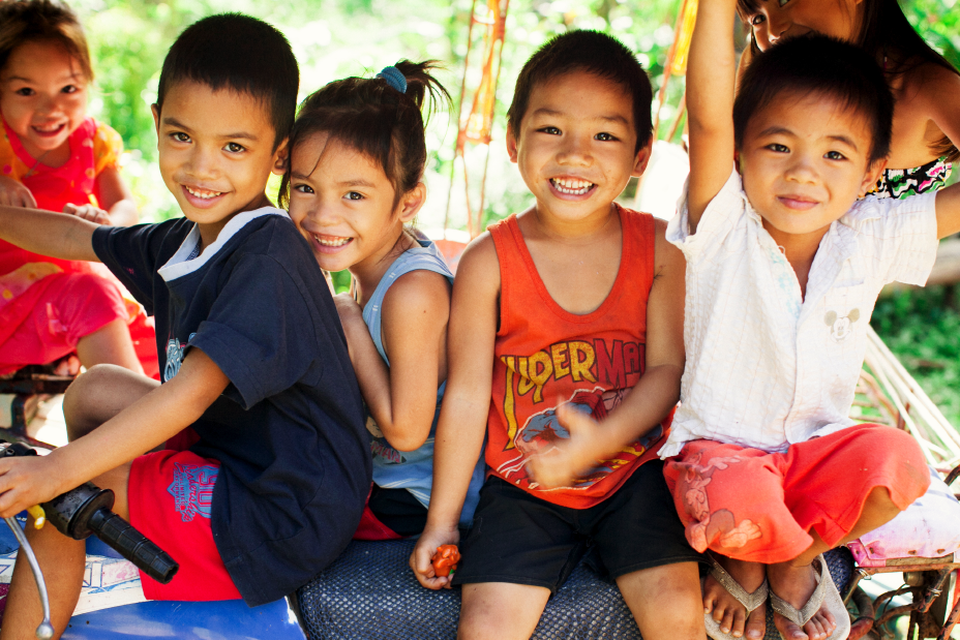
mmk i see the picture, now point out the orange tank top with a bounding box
[486,205,670,509]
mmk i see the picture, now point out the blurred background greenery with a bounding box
[71,0,960,426]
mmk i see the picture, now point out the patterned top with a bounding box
[485,207,669,509]
[870,156,952,199]
[664,169,939,457]
[0,117,125,341]
[0,116,123,211]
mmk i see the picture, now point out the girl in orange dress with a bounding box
[0,0,156,377]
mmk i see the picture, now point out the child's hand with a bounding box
[63,203,111,225]
[0,454,64,519]
[0,176,37,209]
[527,403,603,489]
[409,523,460,590]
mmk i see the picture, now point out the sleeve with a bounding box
[92,221,175,315]
[0,127,29,181]
[92,121,124,175]
[187,253,322,409]
[849,192,939,287]
[666,169,747,266]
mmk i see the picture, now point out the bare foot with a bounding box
[703,556,767,639]
[767,561,837,640]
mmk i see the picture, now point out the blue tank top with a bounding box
[362,237,484,526]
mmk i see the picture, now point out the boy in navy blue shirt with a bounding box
[0,14,369,639]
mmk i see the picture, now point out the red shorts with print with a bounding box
[662,423,930,564]
[128,448,241,601]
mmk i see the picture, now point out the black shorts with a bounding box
[452,459,703,593]
[368,485,428,537]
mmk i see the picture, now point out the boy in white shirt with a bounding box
[665,0,960,638]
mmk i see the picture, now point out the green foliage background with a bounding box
[72,0,696,225]
[69,0,960,426]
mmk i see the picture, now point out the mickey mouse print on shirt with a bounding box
[824,308,860,342]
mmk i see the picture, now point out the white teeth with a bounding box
[33,123,63,133]
[551,178,594,195]
[185,185,222,199]
[315,235,350,247]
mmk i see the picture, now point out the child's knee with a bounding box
[619,563,705,640]
[63,364,155,440]
[618,561,702,605]
[855,425,931,504]
[458,582,549,640]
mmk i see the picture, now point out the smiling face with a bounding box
[507,70,649,225]
[745,0,861,49]
[153,81,286,247]
[287,131,422,275]
[738,91,884,244]
[0,40,88,162]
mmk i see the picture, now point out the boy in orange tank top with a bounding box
[410,31,705,639]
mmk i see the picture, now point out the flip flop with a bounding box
[768,554,851,640]
[704,553,769,640]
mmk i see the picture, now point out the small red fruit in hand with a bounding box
[431,544,461,577]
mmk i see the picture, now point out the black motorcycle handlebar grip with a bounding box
[88,509,179,584]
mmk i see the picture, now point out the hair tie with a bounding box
[377,66,407,94]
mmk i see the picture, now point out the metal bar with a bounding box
[5,516,54,638]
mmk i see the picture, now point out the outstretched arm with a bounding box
[0,205,100,262]
[528,221,685,488]
[337,270,452,452]
[409,235,499,590]
[686,0,739,230]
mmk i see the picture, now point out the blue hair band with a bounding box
[377,66,408,94]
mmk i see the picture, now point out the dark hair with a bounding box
[734,35,893,164]
[736,0,958,162]
[506,30,653,152]
[0,0,92,81]
[278,60,449,209]
[156,13,299,150]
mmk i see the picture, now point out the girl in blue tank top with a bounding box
[279,61,485,539]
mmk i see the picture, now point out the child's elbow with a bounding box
[389,431,431,452]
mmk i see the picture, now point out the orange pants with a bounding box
[663,424,930,564]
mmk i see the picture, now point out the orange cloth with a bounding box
[663,424,931,564]
[485,206,670,509]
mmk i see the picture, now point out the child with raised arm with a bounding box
[410,30,704,640]
[280,61,484,539]
[0,14,369,640]
[736,0,960,199]
[0,0,147,376]
[666,1,960,638]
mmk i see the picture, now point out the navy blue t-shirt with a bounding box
[93,208,370,606]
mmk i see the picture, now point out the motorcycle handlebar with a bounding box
[2,443,179,584]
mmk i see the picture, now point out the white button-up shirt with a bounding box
[662,170,938,457]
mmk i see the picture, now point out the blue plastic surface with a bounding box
[1,513,306,640]
[62,598,306,640]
